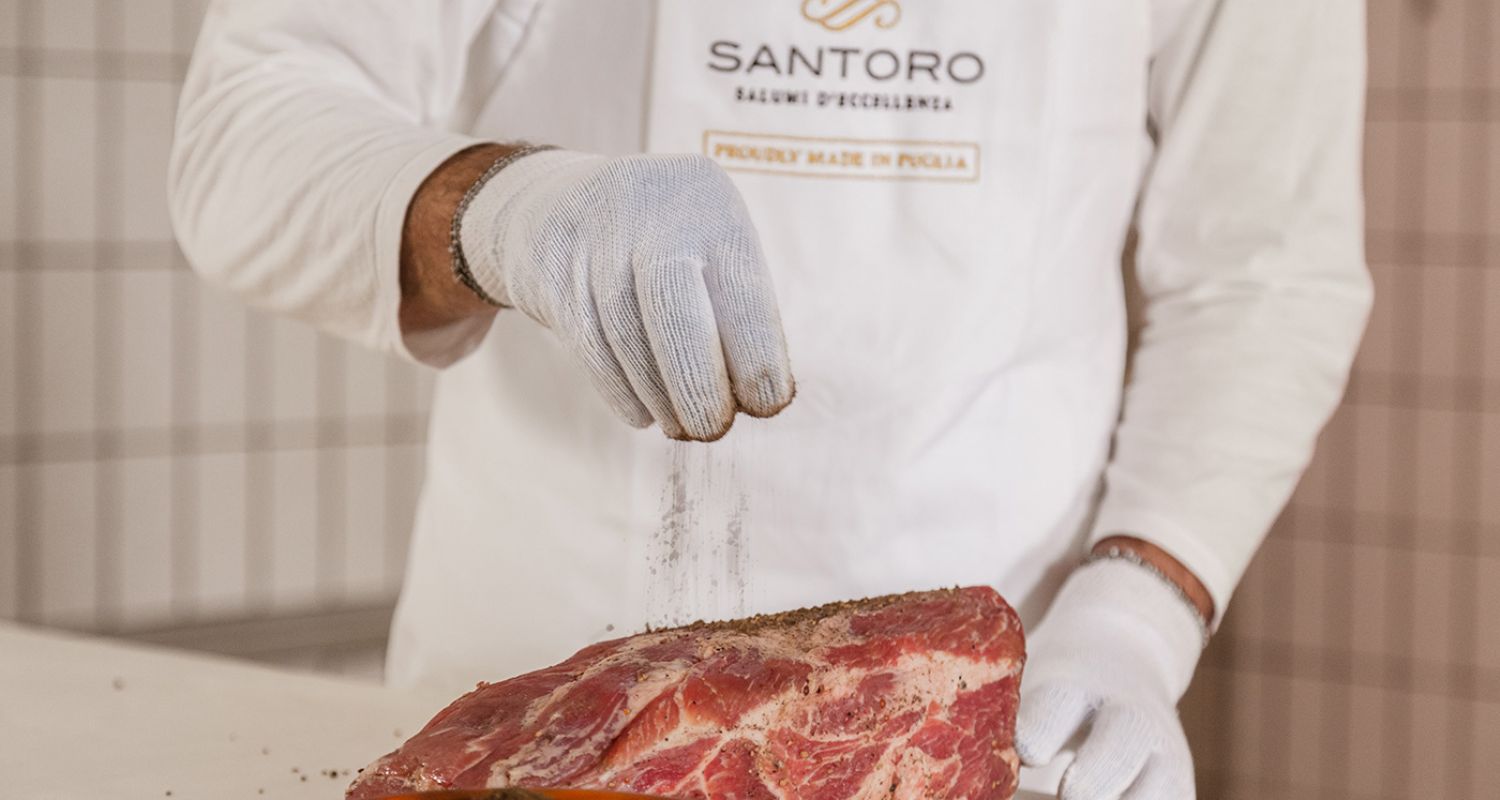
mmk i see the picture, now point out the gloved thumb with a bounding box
[1060,704,1153,800]
[1015,683,1091,767]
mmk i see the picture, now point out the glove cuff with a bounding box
[1083,545,1211,646]
[453,147,601,306]
[1042,558,1206,701]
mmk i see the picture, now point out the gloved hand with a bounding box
[455,148,794,441]
[1015,558,1206,799]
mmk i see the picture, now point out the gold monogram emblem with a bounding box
[801,0,902,31]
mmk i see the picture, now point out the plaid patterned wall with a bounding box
[2,1,1494,795]
[1182,1,1500,798]
[0,0,433,634]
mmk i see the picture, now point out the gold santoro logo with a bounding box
[801,0,902,31]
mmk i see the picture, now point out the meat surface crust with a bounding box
[348,587,1025,800]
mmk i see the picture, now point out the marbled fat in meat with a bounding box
[347,587,1025,800]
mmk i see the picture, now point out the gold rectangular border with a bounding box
[702,129,983,184]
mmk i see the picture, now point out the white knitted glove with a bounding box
[456,148,794,441]
[1015,559,1205,800]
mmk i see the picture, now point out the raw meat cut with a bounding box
[348,587,1025,800]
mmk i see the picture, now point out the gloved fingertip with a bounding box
[1014,685,1090,767]
[737,371,795,419]
[1013,745,1044,769]
[1058,765,1088,800]
[642,394,688,440]
[1118,760,1195,800]
[1059,706,1154,800]
[677,406,736,443]
[1014,736,1062,769]
[615,404,653,430]
[1061,760,1134,800]
[584,356,654,430]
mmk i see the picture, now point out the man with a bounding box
[169,1,1370,796]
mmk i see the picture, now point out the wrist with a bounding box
[1041,558,1206,700]
[1091,535,1214,624]
[455,148,603,308]
[398,143,513,334]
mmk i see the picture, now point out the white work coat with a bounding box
[170,0,1371,694]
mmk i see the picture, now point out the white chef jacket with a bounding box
[170,0,1371,694]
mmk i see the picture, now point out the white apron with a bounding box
[389,3,1152,742]
[630,0,1143,624]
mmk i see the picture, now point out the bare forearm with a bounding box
[398,143,518,334]
[1092,535,1215,623]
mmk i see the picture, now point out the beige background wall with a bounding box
[0,1,1493,797]
[1181,1,1500,797]
[0,0,432,672]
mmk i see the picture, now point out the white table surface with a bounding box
[0,622,1050,800]
[0,622,451,799]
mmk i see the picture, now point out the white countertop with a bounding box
[0,622,450,799]
[0,622,1051,800]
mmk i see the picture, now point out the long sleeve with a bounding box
[169,0,524,365]
[1091,0,1373,621]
